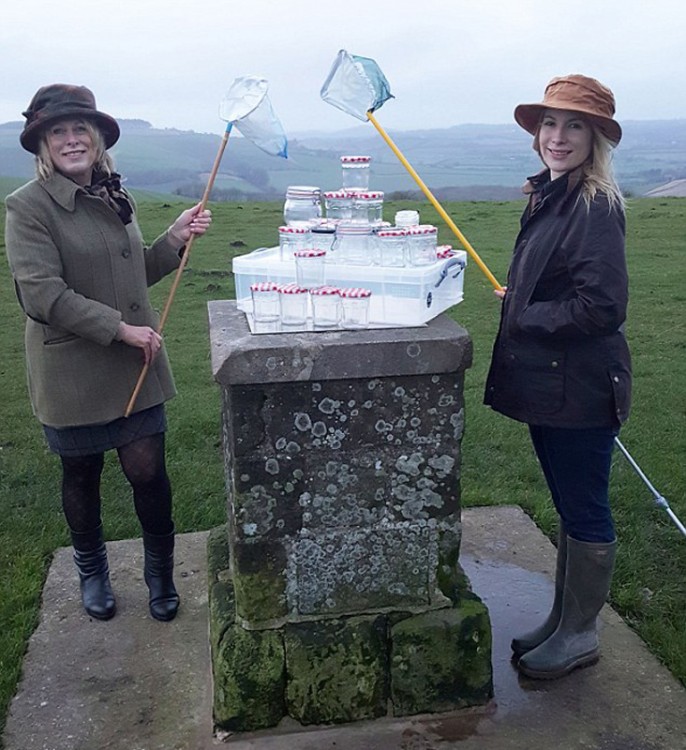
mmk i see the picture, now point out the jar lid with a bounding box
[278,225,309,234]
[250,281,279,292]
[286,185,321,197]
[278,283,308,294]
[407,224,438,235]
[395,210,420,226]
[294,249,326,258]
[310,285,340,296]
[339,287,372,298]
[437,244,455,258]
[353,191,384,200]
[311,224,337,235]
[335,223,372,235]
[376,228,408,237]
[324,190,353,199]
[340,155,371,164]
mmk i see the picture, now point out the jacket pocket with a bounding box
[608,364,631,425]
[512,344,566,415]
[43,332,79,346]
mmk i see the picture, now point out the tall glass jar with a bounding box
[283,186,322,226]
[324,190,353,222]
[278,225,310,260]
[331,223,374,265]
[340,155,371,191]
[406,224,438,266]
[375,228,408,267]
[350,191,384,226]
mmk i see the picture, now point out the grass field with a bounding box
[0,196,684,740]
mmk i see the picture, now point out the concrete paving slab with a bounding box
[3,507,685,750]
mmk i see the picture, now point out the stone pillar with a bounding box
[207,301,492,732]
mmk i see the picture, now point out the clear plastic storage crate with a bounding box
[233,246,467,328]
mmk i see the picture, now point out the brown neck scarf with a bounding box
[83,171,133,225]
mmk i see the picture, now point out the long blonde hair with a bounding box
[35,119,115,182]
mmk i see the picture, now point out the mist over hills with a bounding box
[1,117,684,201]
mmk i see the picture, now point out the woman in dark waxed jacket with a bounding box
[5,84,211,624]
[484,74,631,680]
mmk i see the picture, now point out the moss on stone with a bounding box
[390,600,492,716]
[213,624,286,732]
[284,616,389,725]
[233,563,287,624]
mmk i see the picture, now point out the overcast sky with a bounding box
[1,0,684,138]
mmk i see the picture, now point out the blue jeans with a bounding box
[528,425,618,543]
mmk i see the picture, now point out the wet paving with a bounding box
[3,507,685,750]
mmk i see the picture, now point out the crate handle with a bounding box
[434,258,466,288]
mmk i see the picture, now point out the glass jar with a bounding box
[375,228,408,267]
[340,155,371,191]
[350,191,384,226]
[310,285,341,330]
[278,283,309,326]
[310,222,337,253]
[339,287,372,329]
[395,209,420,228]
[250,281,280,322]
[406,224,438,266]
[278,225,310,260]
[294,249,327,289]
[331,223,374,265]
[283,186,322,226]
[324,190,353,222]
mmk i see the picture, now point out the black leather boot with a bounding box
[71,525,116,620]
[143,530,180,621]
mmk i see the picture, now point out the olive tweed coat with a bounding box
[484,169,632,429]
[5,173,183,428]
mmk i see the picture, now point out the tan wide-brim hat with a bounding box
[514,74,622,146]
[20,84,120,154]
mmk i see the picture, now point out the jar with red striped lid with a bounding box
[406,224,438,266]
[310,285,341,329]
[294,249,327,289]
[350,191,384,226]
[436,244,455,259]
[278,224,310,260]
[250,281,280,322]
[339,287,372,329]
[278,283,309,326]
[340,155,371,191]
[375,227,408,267]
[324,190,354,222]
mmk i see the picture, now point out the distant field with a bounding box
[0,198,684,739]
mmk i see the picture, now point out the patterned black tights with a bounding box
[60,433,173,535]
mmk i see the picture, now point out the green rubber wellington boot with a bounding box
[517,536,616,680]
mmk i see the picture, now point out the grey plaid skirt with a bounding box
[43,404,167,457]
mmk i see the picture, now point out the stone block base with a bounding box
[208,526,493,732]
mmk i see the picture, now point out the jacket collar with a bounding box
[522,166,585,217]
[40,172,85,212]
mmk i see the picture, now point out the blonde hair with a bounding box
[579,128,625,211]
[35,119,115,182]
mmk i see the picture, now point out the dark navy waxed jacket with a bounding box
[484,168,631,429]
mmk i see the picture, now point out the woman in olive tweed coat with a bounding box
[5,84,211,623]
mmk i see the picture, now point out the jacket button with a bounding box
[551,360,559,368]
[122,249,131,258]
[130,303,140,312]
[613,376,620,382]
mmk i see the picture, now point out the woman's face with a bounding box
[537,108,593,180]
[45,118,97,186]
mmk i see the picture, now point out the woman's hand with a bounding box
[168,203,212,247]
[116,322,163,365]
[494,286,507,300]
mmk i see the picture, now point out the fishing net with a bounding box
[320,49,393,121]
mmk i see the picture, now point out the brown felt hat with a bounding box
[514,74,622,146]
[20,84,120,154]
